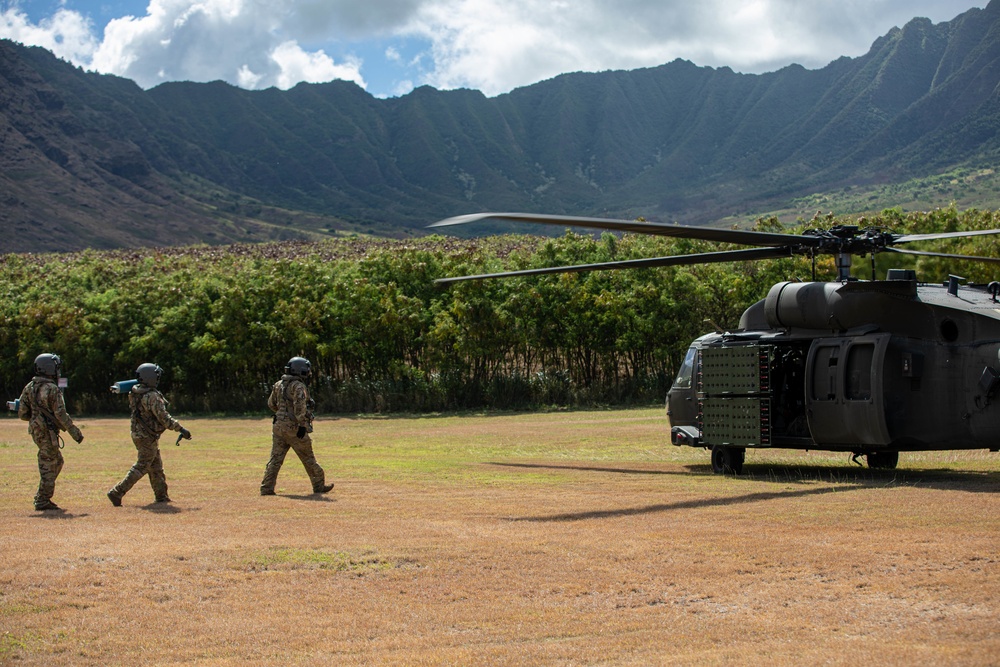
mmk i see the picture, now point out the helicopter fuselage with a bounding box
[667,275,1000,469]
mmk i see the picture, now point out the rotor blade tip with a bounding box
[428,213,499,228]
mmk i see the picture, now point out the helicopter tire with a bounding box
[866,450,899,470]
[711,445,745,475]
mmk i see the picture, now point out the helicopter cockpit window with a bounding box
[845,344,874,401]
[673,347,697,389]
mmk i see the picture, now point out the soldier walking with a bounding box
[18,353,85,511]
[107,364,190,507]
[260,357,334,496]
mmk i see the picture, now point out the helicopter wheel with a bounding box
[866,450,899,470]
[711,445,745,475]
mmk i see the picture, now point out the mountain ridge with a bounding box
[1,2,998,252]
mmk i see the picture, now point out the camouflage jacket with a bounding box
[19,376,80,438]
[268,375,313,428]
[129,385,182,440]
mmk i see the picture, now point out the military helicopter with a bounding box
[430,212,1000,474]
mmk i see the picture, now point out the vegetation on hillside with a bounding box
[1,208,998,414]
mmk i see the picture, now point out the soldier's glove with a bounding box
[69,426,84,444]
[296,426,307,439]
[179,426,192,440]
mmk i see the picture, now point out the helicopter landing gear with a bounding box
[711,445,745,475]
[866,450,899,470]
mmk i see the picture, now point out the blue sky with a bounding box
[0,1,987,98]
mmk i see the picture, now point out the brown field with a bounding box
[1,408,998,666]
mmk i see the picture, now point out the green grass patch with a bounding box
[241,547,403,574]
[0,630,42,657]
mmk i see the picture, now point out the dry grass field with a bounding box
[1,408,998,666]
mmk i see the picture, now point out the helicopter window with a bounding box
[810,346,839,401]
[673,347,697,389]
[845,344,874,401]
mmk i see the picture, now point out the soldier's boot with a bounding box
[35,500,61,511]
[107,489,123,507]
[151,479,169,504]
[34,481,56,510]
[306,461,330,494]
[260,461,282,497]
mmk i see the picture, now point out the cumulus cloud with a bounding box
[0,0,984,96]
[270,40,364,89]
[0,5,98,64]
[400,0,984,95]
[86,0,367,89]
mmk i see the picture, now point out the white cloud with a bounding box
[398,0,985,95]
[0,0,985,96]
[84,0,367,89]
[271,40,365,89]
[0,6,98,63]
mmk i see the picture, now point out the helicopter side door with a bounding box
[805,334,891,447]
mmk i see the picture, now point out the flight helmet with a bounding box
[34,353,62,379]
[285,357,312,380]
[136,363,163,388]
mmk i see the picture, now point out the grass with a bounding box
[0,408,998,665]
[717,164,1000,228]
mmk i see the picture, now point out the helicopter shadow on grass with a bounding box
[489,462,698,478]
[507,485,861,523]
[490,460,1000,493]
[492,462,860,523]
[732,463,1000,493]
[493,461,1000,523]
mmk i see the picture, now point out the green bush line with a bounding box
[1,207,997,414]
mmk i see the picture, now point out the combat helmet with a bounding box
[136,363,163,388]
[34,353,62,379]
[284,356,312,381]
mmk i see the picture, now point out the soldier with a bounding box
[18,353,85,511]
[260,356,334,496]
[107,363,190,507]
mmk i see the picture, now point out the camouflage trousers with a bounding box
[31,426,64,508]
[112,435,168,501]
[260,423,326,493]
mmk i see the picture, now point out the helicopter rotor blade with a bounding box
[893,228,1000,244]
[430,212,815,248]
[435,247,793,284]
[884,246,1000,264]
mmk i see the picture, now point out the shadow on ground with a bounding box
[488,461,1000,493]
[281,494,336,502]
[506,485,861,523]
[30,510,89,520]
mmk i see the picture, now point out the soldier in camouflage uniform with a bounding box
[260,357,334,496]
[107,364,191,507]
[18,353,85,511]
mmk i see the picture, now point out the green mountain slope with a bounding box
[1,2,998,252]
